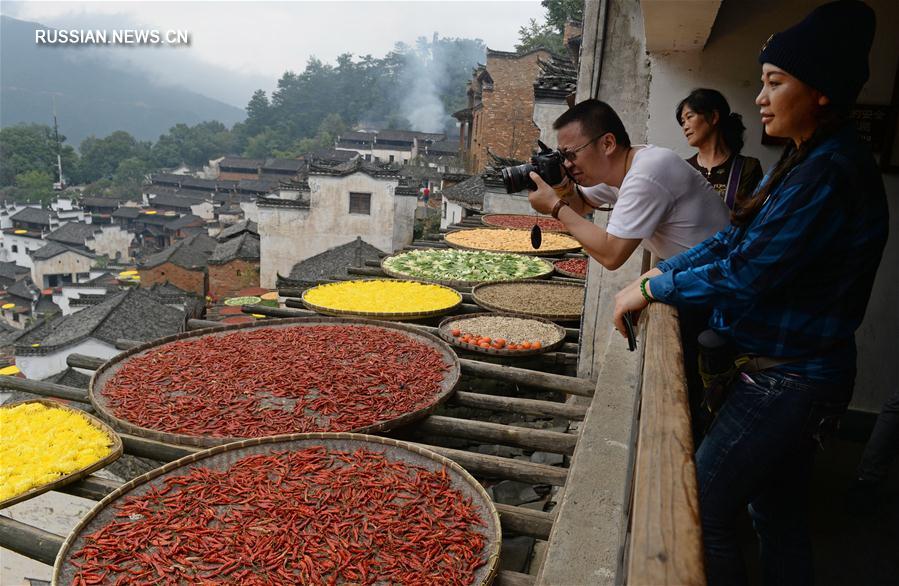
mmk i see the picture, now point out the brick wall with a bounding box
[217,171,259,181]
[139,263,206,296]
[471,50,548,171]
[208,260,261,300]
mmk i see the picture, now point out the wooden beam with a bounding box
[459,359,594,396]
[452,391,587,420]
[346,266,387,277]
[0,515,63,566]
[495,503,555,540]
[627,303,705,586]
[415,416,577,455]
[0,375,89,403]
[186,318,223,330]
[67,353,105,370]
[57,475,120,500]
[115,339,141,350]
[496,570,537,586]
[411,443,567,487]
[120,433,199,462]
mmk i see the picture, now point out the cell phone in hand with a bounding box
[623,311,636,352]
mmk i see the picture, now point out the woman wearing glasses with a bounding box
[528,99,729,271]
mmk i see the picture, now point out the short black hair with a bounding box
[553,99,631,149]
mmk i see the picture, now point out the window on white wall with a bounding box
[11,245,17,253]
[349,192,371,215]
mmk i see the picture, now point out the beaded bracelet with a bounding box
[640,277,654,303]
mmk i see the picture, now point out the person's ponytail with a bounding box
[721,112,746,155]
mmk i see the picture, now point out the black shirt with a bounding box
[686,153,764,209]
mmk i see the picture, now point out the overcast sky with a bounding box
[4,1,547,96]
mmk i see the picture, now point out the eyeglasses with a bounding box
[559,133,607,162]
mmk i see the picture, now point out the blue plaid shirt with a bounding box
[650,127,888,383]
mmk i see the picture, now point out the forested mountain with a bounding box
[0,16,245,146]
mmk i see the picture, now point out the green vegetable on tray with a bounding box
[383,249,552,283]
[223,296,262,306]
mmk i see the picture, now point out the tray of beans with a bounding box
[438,312,566,357]
[301,279,462,320]
[382,248,554,287]
[481,213,569,233]
[472,280,585,322]
[54,433,501,586]
[1,400,122,509]
[444,228,581,256]
[89,318,460,447]
[554,257,588,279]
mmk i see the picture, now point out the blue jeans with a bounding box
[696,369,851,586]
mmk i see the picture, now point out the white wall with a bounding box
[240,201,259,223]
[31,251,93,288]
[190,202,215,221]
[484,188,534,215]
[440,200,466,230]
[87,225,133,262]
[2,235,42,268]
[533,99,569,149]
[258,172,407,287]
[644,0,899,411]
[54,285,109,316]
[16,338,118,380]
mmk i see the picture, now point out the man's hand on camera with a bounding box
[528,172,560,215]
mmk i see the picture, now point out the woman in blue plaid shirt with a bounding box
[613,2,888,584]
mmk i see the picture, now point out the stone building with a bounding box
[29,242,95,288]
[138,233,218,296]
[335,130,446,165]
[453,48,551,172]
[207,222,261,300]
[256,159,418,287]
[278,236,385,289]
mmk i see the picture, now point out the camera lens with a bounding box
[501,163,536,194]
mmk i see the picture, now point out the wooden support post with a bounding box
[346,266,387,277]
[496,571,537,586]
[67,353,105,371]
[415,416,577,455]
[0,375,89,403]
[494,503,555,540]
[459,360,594,396]
[0,515,63,566]
[187,318,223,330]
[452,391,587,420]
[58,475,121,500]
[120,433,199,462]
[410,443,567,487]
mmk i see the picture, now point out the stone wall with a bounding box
[208,259,261,300]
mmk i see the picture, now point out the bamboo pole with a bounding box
[415,416,577,455]
[410,443,567,487]
[494,504,555,540]
[67,354,105,370]
[0,515,63,566]
[459,360,594,396]
[452,391,587,420]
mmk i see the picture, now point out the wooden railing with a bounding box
[626,303,705,585]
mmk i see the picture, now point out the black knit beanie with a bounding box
[758,0,876,105]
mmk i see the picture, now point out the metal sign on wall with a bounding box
[850,104,891,153]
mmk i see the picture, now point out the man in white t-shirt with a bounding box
[529,99,729,268]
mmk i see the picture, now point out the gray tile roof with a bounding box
[30,241,95,261]
[209,232,260,265]
[167,214,205,231]
[149,192,209,209]
[46,222,99,246]
[220,157,265,170]
[141,233,217,270]
[79,197,120,208]
[44,367,91,388]
[218,220,258,241]
[0,261,29,283]
[440,175,485,209]
[112,207,141,219]
[306,149,359,164]
[6,278,38,301]
[308,157,400,179]
[284,237,385,285]
[15,289,184,353]
[11,207,56,226]
[262,158,305,172]
[237,178,281,194]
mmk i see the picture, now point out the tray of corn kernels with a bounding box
[444,228,581,255]
[301,279,463,319]
[0,400,122,508]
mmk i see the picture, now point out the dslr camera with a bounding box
[501,140,566,194]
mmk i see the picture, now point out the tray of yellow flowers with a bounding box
[0,400,122,509]
[301,279,463,320]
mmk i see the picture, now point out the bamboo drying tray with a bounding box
[53,433,501,586]
[301,279,462,320]
[472,280,585,322]
[481,213,569,233]
[444,227,581,256]
[0,399,122,509]
[89,318,461,447]
[381,250,554,287]
[438,312,566,358]
[553,259,588,280]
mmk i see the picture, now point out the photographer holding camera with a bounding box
[523,99,729,270]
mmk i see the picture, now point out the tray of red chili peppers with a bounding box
[553,257,588,279]
[54,433,501,586]
[89,318,461,447]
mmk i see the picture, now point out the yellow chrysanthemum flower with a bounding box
[303,280,461,314]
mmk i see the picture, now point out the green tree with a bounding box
[114,157,152,190]
[15,170,55,205]
[516,0,584,55]
[79,131,150,183]
[543,0,584,34]
[0,124,80,187]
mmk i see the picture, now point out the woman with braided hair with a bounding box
[613,2,887,584]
